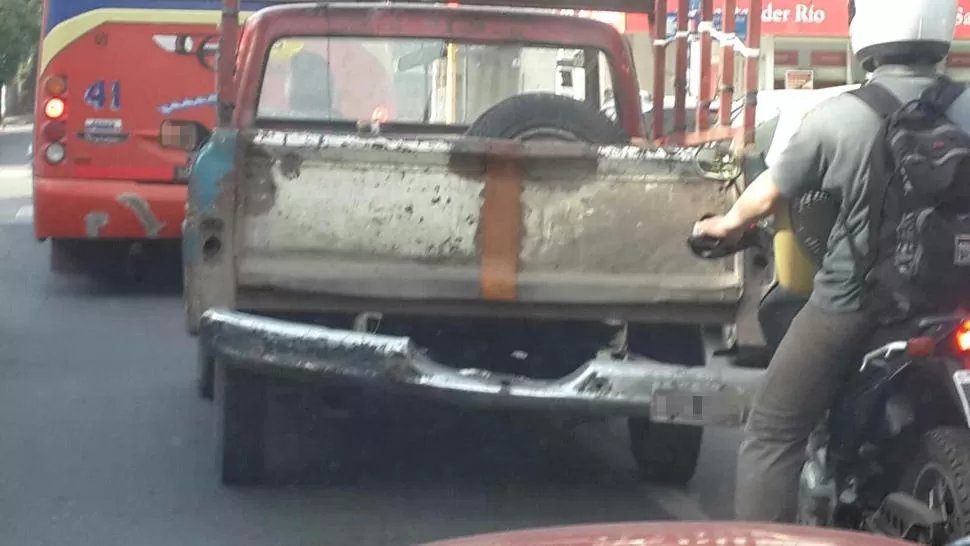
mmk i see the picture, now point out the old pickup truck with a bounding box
[171,0,777,486]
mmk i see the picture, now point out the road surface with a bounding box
[0,125,742,546]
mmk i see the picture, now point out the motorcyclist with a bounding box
[692,0,970,522]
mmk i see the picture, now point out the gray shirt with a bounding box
[769,64,970,313]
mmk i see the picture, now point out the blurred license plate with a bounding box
[650,389,743,427]
[952,370,970,423]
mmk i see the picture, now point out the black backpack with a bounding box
[849,77,970,324]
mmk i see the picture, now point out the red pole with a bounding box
[696,0,712,131]
[742,0,762,146]
[217,0,240,127]
[718,0,735,128]
[671,0,689,141]
[651,0,668,141]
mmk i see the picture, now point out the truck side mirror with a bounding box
[159,120,211,152]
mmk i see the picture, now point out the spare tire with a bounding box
[464,92,628,144]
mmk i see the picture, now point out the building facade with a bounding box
[608,0,970,96]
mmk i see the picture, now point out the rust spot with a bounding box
[244,155,278,215]
[480,157,521,301]
[278,154,302,180]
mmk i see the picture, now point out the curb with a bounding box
[0,114,33,128]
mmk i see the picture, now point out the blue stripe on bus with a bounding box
[47,0,274,29]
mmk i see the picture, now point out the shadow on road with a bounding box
[43,239,185,297]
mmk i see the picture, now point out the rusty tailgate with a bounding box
[233,130,739,307]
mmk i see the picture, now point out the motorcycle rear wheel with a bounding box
[899,427,970,542]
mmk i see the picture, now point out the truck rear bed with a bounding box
[232,130,739,317]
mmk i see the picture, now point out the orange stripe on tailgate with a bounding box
[480,157,522,301]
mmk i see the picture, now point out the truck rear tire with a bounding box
[464,92,628,144]
[198,352,215,401]
[216,361,268,486]
[627,324,705,486]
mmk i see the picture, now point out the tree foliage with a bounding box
[0,0,42,86]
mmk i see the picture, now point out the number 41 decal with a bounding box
[84,80,121,111]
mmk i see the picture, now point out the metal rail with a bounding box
[651,0,761,150]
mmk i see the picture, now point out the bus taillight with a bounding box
[42,120,66,141]
[44,97,65,120]
[40,75,68,165]
[44,75,67,97]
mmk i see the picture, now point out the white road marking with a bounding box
[573,421,712,521]
[0,165,33,199]
[15,206,33,220]
[641,484,711,521]
[0,166,30,179]
[0,124,34,134]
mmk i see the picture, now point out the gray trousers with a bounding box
[734,300,872,522]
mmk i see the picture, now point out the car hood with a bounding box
[421,522,913,546]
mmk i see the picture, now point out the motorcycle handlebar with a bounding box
[687,214,767,259]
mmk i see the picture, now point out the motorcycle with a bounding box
[687,192,970,546]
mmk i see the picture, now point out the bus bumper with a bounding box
[33,177,185,240]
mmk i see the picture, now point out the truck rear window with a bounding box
[257,37,612,125]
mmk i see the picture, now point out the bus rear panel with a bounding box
[33,1,261,241]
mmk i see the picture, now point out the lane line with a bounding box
[0,166,30,179]
[0,164,33,199]
[573,422,711,521]
[15,206,33,220]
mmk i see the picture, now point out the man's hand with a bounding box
[693,214,746,244]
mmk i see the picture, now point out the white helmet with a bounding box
[849,0,958,72]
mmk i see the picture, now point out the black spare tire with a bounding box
[464,92,628,144]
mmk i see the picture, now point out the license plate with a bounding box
[650,388,745,427]
[952,370,970,424]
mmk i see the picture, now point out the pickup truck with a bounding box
[171,0,773,486]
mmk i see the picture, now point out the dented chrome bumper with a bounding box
[200,308,764,427]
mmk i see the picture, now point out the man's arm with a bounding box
[721,169,784,232]
[716,105,832,233]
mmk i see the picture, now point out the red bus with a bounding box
[33,0,272,273]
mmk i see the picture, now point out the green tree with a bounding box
[0,0,41,86]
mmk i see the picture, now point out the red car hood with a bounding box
[422,522,912,546]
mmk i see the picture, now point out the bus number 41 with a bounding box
[84,80,121,111]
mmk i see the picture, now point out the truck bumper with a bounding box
[33,177,185,240]
[201,308,764,427]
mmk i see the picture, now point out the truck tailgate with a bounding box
[234,130,739,306]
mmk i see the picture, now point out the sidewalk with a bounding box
[0,114,33,133]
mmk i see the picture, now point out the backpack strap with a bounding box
[920,75,966,113]
[846,82,903,280]
[849,82,903,119]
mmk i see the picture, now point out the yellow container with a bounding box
[772,207,817,295]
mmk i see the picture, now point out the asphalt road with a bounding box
[0,126,742,546]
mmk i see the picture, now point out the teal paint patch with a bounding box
[189,128,238,213]
[185,128,238,266]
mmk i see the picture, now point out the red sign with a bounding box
[956,3,970,40]
[773,49,799,65]
[948,52,970,68]
[810,50,847,66]
[625,0,970,40]
[734,0,850,37]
